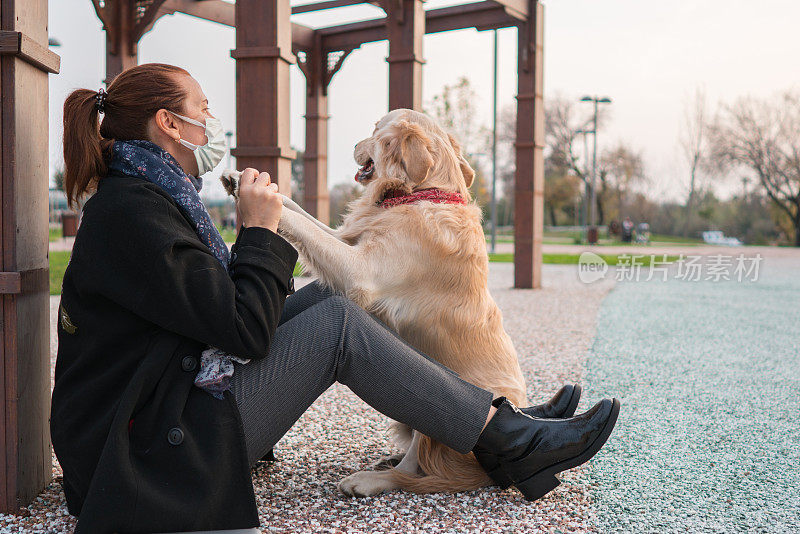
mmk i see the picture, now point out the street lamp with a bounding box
[225,130,234,169]
[574,127,593,241]
[580,95,612,244]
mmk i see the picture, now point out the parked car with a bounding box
[702,230,743,246]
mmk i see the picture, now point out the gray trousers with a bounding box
[229,280,494,468]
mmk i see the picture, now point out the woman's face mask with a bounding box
[169,110,227,176]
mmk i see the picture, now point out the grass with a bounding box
[49,250,304,295]
[50,227,63,241]
[50,251,71,295]
[489,252,682,266]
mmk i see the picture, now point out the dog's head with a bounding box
[353,109,475,204]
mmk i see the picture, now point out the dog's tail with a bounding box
[388,434,492,493]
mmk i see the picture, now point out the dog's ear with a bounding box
[447,133,475,188]
[387,120,434,185]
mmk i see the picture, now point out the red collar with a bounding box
[378,188,467,208]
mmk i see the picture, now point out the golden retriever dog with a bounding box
[221,108,527,497]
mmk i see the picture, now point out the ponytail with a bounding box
[62,89,110,209]
[61,63,191,209]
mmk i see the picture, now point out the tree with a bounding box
[291,147,304,200]
[599,143,646,222]
[53,167,65,191]
[709,91,800,246]
[427,77,491,214]
[329,182,361,227]
[679,88,710,236]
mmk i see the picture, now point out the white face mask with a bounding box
[169,110,227,176]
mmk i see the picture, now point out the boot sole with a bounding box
[563,384,582,418]
[514,397,620,501]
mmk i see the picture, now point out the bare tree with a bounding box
[600,143,646,222]
[680,88,710,236]
[426,77,492,210]
[709,91,800,246]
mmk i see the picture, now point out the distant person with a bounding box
[621,216,634,243]
[608,219,621,239]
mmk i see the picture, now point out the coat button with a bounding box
[181,355,197,372]
[287,277,295,294]
[230,251,238,263]
[167,427,184,446]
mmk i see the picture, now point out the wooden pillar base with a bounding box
[0,0,59,512]
[513,0,544,289]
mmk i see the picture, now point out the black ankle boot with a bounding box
[521,384,582,419]
[473,396,620,500]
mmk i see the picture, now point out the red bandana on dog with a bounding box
[379,188,467,208]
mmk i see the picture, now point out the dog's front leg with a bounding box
[278,208,374,306]
[280,194,342,240]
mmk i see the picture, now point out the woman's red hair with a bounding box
[62,63,191,209]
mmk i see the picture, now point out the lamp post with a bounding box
[225,130,234,169]
[575,128,592,242]
[580,95,612,244]
[490,29,499,254]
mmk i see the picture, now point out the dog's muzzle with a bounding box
[355,159,374,184]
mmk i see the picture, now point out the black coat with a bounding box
[50,171,298,533]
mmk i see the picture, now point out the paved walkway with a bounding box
[583,253,800,532]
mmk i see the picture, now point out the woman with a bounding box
[51,63,619,533]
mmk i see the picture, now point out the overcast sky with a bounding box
[48,0,800,201]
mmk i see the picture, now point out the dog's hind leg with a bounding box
[393,431,421,475]
[339,432,423,497]
[371,424,414,470]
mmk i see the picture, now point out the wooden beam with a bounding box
[158,0,315,51]
[160,0,234,25]
[490,0,528,20]
[291,0,380,15]
[319,1,518,52]
[0,31,60,74]
[131,0,169,43]
[513,0,544,289]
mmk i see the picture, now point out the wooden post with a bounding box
[513,0,544,289]
[302,35,330,224]
[232,0,296,197]
[0,0,60,512]
[104,0,137,83]
[385,0,425,111]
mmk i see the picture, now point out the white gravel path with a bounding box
[1,263,614,533]
[583,254,800,533]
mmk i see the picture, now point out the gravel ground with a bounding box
[582,254,800,532]
[1,262,613,533]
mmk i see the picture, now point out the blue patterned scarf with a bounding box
[109,140,248,399]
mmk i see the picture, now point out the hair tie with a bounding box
[94,88,107,114]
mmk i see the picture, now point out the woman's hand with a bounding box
[237,168,282,233]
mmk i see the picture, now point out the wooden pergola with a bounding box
[0,0,542,512]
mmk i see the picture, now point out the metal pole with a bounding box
[490,29,498,254]
[590,98,598,229]
[581,129,589,242]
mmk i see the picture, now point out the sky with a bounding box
[47,0,800,202]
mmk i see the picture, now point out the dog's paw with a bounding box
[371,453,405,471]
[338,470,396,498]
[219,170,241,198]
